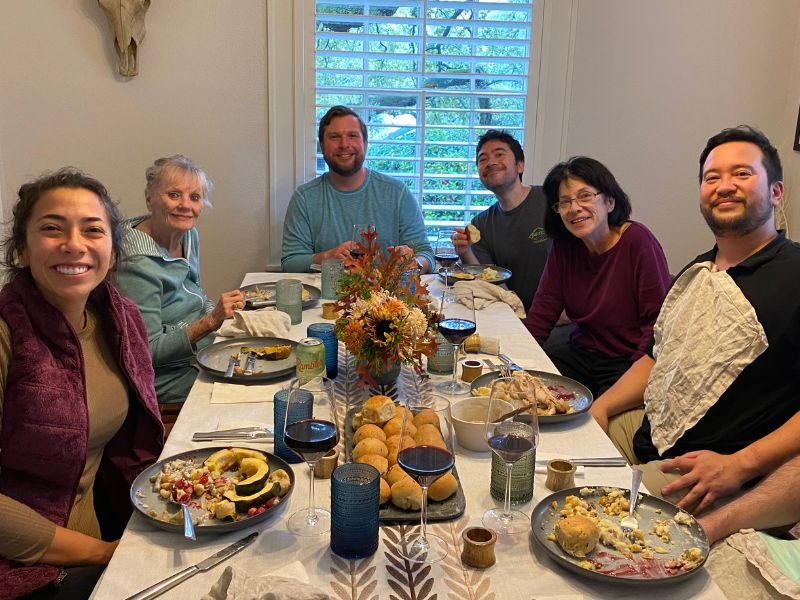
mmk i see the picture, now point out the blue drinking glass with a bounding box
[273,387,313,463]
[330,463,380,559]
[307,322,338,379]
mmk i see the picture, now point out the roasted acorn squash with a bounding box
[235,458,270,496]
[268,469,291,497]
[213,500,237,521]
[232,448,268,464]
[223,481,280,512]
[204,448,236,473]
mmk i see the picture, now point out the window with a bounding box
[314,0,535,231]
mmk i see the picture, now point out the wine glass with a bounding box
[284,376,339,536]
[350,223,373,261]
[396,394,455,563]
[435,287,476,395]
[434,229,459,285]
[483,376,538,534]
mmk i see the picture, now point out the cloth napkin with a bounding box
[202,562,331,600]
[453,280,526,318]
[724,530,800,598]
[217,308,292,338]
[210,381,276,404]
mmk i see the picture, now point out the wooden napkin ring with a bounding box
[322,302,338,320]
[313,448,339,478]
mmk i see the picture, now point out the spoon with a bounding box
[168,498,196,541]
[620,468,643,532]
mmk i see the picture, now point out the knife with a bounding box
[192,426,274,441]
[125,532,258,600]
[498,354,524,371]
[536,457,627,467]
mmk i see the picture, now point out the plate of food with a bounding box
[438,264,512,286]
[130,446,295,534]
[344,395,465,523]
[197,336,297,382]
[470,370,593,423]
[531,486,708,584]
[241,282,321,309]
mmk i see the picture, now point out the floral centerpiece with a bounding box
[334,227,438,388]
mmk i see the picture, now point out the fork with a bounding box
[620,468,643,533]
[224,352,240,378]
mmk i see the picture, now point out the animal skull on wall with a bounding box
[98,0,151,76]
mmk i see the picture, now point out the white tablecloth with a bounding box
[91,274,725,600]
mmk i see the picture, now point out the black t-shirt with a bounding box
[471,186,550,312]
[634,232,800,461]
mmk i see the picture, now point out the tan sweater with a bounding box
[0,311,130,565]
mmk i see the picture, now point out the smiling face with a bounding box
[699,141,782,237]
[477,139,524,194]
[321,114,367,177]
[557,176,614,247]
[146,169,205,235]
[19,186,114,319]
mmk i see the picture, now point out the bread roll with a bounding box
[391,476,423,510]
[352,438,389,460]
[351,412,364,429]
[413,409,440,429]
[386,463,408,486]
[413,423,443,443]
[362,395,396,425]
[554,516,599,558]
[414,433,448,450]
[354,424,387,445]
[385,434,416,451]
[394,405,413,420]
[355,454,388,476]
[379,477,391,505]
[383,416,415,438]
[428,472,457,502]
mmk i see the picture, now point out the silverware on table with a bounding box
[535,457,627,467]
[484,358,500,371]
[242,352,257,376]
[498,353,524,371]
[192,429,273,442]
[125,532,258,600]
[621,468,644,532]
[224,352,240,378]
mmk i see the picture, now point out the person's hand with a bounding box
[317,241,354,263]
[588,402,610,433]
[452,226,472,257]
[388,244,413,259]
[660,451,747,515]
[208,289,245,329]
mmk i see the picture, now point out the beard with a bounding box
[324,151,365,177]
[700,195,774,237]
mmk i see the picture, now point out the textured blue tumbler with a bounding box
[307,323,338,379]
[273,387,313,463]
[330,463,380,559]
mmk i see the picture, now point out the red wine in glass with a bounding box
[349,248,365,259]
[397,445,455,487]
[284,419,338,463]
[488,433,534,463]
[438,318,476,345]
[434,252,459,268]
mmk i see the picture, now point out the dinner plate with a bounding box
[241,282,321,309]
[438,264,512,286]
[345,406,466,523]
[470,370,593,423]
[130,447,295,535]
[531,486,709,584]
[197,336,297,382]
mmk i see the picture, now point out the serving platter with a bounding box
[345,406,466,523]
[438,264,512,286]
[470,369,593,423]
[197,336,297,382]
[130,447,295,535]
[241,282,321,309]
[531,486,709,585]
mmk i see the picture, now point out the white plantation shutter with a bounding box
[315,0,534,230]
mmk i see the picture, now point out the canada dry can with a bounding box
[296,337,326,383]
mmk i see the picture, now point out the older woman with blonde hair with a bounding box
[116,155,244,421]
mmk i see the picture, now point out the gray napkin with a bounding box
[202,565,331,600]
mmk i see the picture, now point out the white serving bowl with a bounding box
[451,396,514,452]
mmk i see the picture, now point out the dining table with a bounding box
[90,272,726,600]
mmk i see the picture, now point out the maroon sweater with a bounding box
[0,273,164,599]
[524,222,671,360]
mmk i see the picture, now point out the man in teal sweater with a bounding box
[281,106,434,273]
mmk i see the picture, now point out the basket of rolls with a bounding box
[348,395,466,521]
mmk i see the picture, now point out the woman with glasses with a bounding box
[523,156,671,397]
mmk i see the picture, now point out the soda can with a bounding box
[296,337,326,383]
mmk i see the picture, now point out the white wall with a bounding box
[0,0,268,298]
[552,0,800,272]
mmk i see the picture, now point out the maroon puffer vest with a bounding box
[0,272,164,599]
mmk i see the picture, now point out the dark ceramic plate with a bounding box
[130,447,295,534]
[196,336,297,382]
[345,406,466,523]
[531,486,708,584]
[470,369,593,423]
[438,264,511,285]
[241,282,321,309]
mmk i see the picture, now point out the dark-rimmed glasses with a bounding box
[551,191,602,213]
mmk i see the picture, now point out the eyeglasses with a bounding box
[551,191,602,213]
